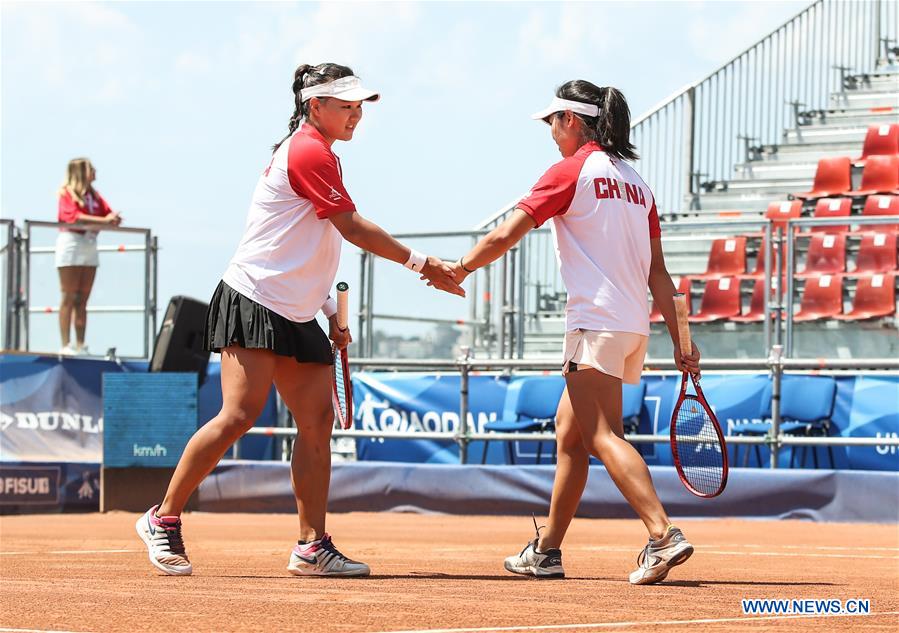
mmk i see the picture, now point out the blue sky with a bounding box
[1,1,807,355]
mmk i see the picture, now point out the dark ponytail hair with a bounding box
[272,62,355,152]
[556,80,638,162]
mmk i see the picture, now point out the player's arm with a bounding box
[648,238,700,373]
[456,209,536,274]
[329,211,464,297]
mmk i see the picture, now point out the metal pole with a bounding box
[497,252,507,358]
[873,0,882,66]
[457,347,471,464]
[12,227,22,349]
[143,231,151,359]
[516,239,526,359]
[768,343,783,469]
[774,227,784,347]
[151,236,158,351]
[22,222,31,352]
[3,223,14,350]
[358,251,367,356]
[469,235,478,350]
[784,223,796,356]
[762,221,772,354]
[366,253,375,357]
[684,87,696,211]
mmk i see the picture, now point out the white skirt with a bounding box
[55,230,99,268]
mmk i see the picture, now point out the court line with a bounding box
[0,549,138,556]
[578,546,897,560]
[0,628,93,633]
[374,611,899,633]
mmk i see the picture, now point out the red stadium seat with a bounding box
[795,157,852,199]
[798,233,847,277]
[690,277,742,322]
[765,200,802,230]
[852,155,899,196]
[650,276,691,323]
[697,236,746,278]
[854,123,899,165]
[834,273,896,321]
[862,195,899,231]
[855,232,898,273]
[807,198,852,233]
[793,274,844,321]
[730,278,770,323]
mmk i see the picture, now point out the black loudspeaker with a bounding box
[150,296,210,384]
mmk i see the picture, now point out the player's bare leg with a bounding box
[158,346,276,516]
[273,358,333,541]
[136,346,276,575]
[275,357,369,576]
[565,367,693,584]
[538,387,589,551]
[564,367,669,539]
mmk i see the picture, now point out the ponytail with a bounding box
[556,81,638,162]
[271,62,355,152]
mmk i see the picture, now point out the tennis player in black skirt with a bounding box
[136,63,463,577]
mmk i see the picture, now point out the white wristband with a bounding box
[322,297,338,318]
[403,249,427,272]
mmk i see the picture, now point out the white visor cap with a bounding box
[531,96,599,121]
[300,76,380,103]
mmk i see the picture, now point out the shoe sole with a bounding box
[629,543,694,585]
[287,564,370,577]
[503,560,565,579]
[135,516,193,576]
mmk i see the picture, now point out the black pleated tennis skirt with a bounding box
[204,280,332,364]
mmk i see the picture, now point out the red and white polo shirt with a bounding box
[223,123,356,322]
[518,141,661,336]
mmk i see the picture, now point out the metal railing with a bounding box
[473,0,895,223]
[241,355,899,467]
[19,220,159,358]
[635,0,894,214]
[0,220,20,350]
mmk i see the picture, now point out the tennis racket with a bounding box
[331,282,353,430]
[670,293,728,498]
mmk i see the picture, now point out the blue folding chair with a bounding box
[780,376,837,468]
[731,382,772,467]
[622,380,646,435]
[481,376,565,465]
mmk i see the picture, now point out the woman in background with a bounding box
[55,158,121,355]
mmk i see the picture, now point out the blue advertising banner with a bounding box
[0,462,101,513]
[0,354,278,463]
[103,373,198,468]
[350,372,899,471]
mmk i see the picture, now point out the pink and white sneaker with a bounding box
[286,533,370,577]
[135,505,192,576]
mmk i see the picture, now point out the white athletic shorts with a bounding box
[562,329,649,384]
[55,230,99,268]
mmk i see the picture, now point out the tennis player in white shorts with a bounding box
[448,80,702,584]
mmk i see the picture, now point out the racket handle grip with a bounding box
[673,293,691,355]
[336,282,349,331]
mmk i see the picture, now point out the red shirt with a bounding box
[58,190,113,224]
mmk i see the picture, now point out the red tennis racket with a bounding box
[331,282,353,430]
[670,293,728,498]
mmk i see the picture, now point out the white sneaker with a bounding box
[59,345,77,355]
[135,505,192,576]
[503,540,565,578]
[629,526,693,585]
[287,534,370,577]
[75,345,90,356]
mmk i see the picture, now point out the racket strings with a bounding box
[333,350,349,424]
[674,397,724,496]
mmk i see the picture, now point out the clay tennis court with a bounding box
[1,512,897,632]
